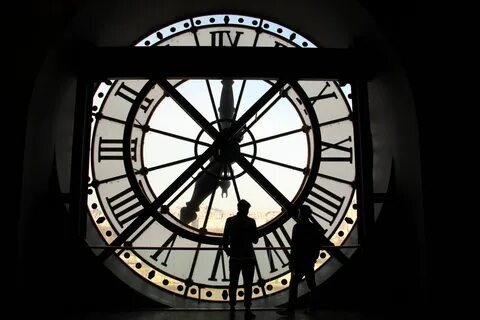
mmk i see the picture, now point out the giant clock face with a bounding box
[86,14,358,307]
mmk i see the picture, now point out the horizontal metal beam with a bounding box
[87,245,361,250]
[71,46,377,81]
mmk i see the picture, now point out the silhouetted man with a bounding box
[277,204,322,317]
[223,199,258,319]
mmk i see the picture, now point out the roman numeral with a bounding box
[98,137,138,161]
[306,183,345,224]
[106,187,143,228]
[208,246,229,281]
[308,82,338,103]
[210,30,244,46]
[263,226,292,273]
[321,137,353,162]
[114,82,154,112]
[150,233,177,267]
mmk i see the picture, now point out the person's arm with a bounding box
[251,219,258,244]
[223,219,231,256]
[289,224,299,270]
[310,224,322,263]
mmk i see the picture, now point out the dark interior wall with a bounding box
[12,0,433,315]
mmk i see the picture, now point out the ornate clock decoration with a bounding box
[86,14,358,307]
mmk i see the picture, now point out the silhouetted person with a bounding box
[223,199,258,319]
[277,205,322,317]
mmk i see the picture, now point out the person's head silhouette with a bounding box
[299,204,312,221]
[237,199,251,216]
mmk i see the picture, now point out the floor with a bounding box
[66,308,387,320]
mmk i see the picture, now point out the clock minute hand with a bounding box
[218,79,235,197]
[179,79,235,223]
[218,78,235,129]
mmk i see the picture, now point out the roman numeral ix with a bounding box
[106,187,143,228]
[305,184,345,225]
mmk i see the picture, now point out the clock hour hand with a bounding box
[180,161,223,224]
[217,79,238,197]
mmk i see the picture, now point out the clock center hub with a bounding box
[217,140,240,163]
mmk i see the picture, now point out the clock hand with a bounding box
[219,168,230,198]
[180,161,223,224]
[180,79,235,223]
[217,79,234,196]
[218,79,235,130]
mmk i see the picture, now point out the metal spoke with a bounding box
[240,127,305,147]
[236,155,291,210]
[150,144,218,210]
[93,172,128,185]
[227,164,241,202]
[318,172,354,186]
[166,160,217,208]
[229,79,287,138]
[233,80,247,121]
[94,168,159,185]
[205,79,220,130]
[148,155,198,172]
[127,218,156,244]
[148,127,211,146]
[319,115,351,127]
[245,94,282,131]
[157,78,219,140]
[202,165,223,230]
[96,114,145,131]
[96,114,126,125]
[241,153,306,173]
